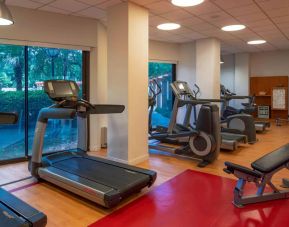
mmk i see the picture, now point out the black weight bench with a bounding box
[224,143,289,207]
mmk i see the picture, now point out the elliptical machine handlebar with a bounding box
[192,84,200,99]
[149,79,162,98]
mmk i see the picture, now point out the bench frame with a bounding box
[227,163,289,207]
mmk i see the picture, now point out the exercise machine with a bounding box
[221,84,256,117]
[224,143,289,207]
[148,79,161,133]
[191,84,257,144]
[221,84,270,133]
[0,112,47,227]
[159,81,248,151]
[275,118,289,126]
[149,80,222,168]
[29,80,156,208]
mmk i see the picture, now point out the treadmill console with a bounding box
[171,81,192,96]
[44,80,79,101]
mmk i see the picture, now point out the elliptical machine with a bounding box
[190,84,256,145]
[221,85,270,133]
[148,79,161,134]
[221,85,256,118]
[149,81,220,167]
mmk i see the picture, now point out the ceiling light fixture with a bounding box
[0,0,14,26]
[157,23,181,30]
[247,40,266,45]
[221,25,246,31]
[171,0,204,7]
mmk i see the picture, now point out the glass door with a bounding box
[149,62,175,128]
[0,44,25,161]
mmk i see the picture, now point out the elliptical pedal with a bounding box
[197,160,210,168]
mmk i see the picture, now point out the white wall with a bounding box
[220,54,235,91]
[149,40,179,63]
[234,53,250,108]
[250,50,289,76]
[0,6,98,49]
[220,50,289,94]
[89,23,108,151]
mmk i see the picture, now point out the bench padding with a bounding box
[224,162,262,178]
[252,143,289,173]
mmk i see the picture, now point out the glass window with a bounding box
[0,44,25,160]
[28,47,83,154]
[149,62,174,128]
[0,44,83,162]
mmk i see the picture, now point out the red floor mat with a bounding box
[89,170,289,227]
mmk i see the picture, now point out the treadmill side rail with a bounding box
[0,188,47,227]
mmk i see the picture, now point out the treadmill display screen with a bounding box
[178,83,185,90]
[52,82,74,97]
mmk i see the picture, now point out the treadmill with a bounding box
[0,112,47,227]
[30,80,157,208]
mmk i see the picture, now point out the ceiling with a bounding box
[5,0,289,54]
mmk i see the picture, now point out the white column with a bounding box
[177,42,196,123]
[107,2,149,164]
[177,42,196,87]
[89,22,108,151]
[196,38,221,99]
[234,53,250,108]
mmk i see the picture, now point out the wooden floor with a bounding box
[1,121,289,227]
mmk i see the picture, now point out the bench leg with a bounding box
[233,179,246,207]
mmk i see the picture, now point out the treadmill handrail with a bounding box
[0,188,47,226]
[198,98,226,103]
[221,95,251,100]
[177,99,209,107]
[0,112,18,124]
[89,105,125,114]
[37,107,76,122]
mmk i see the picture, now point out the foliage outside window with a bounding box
[0,44,83,161]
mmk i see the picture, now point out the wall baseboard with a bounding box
[106,154,149,165]
[89,144,101,152]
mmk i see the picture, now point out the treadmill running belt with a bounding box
[51,157,150,191]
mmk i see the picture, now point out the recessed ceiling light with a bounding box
[157,23,181,30]
[171,0,204,7]
[0,18,13,25]
[247,40,266,45]
[221,25,246,31]
[0,0,14,26]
